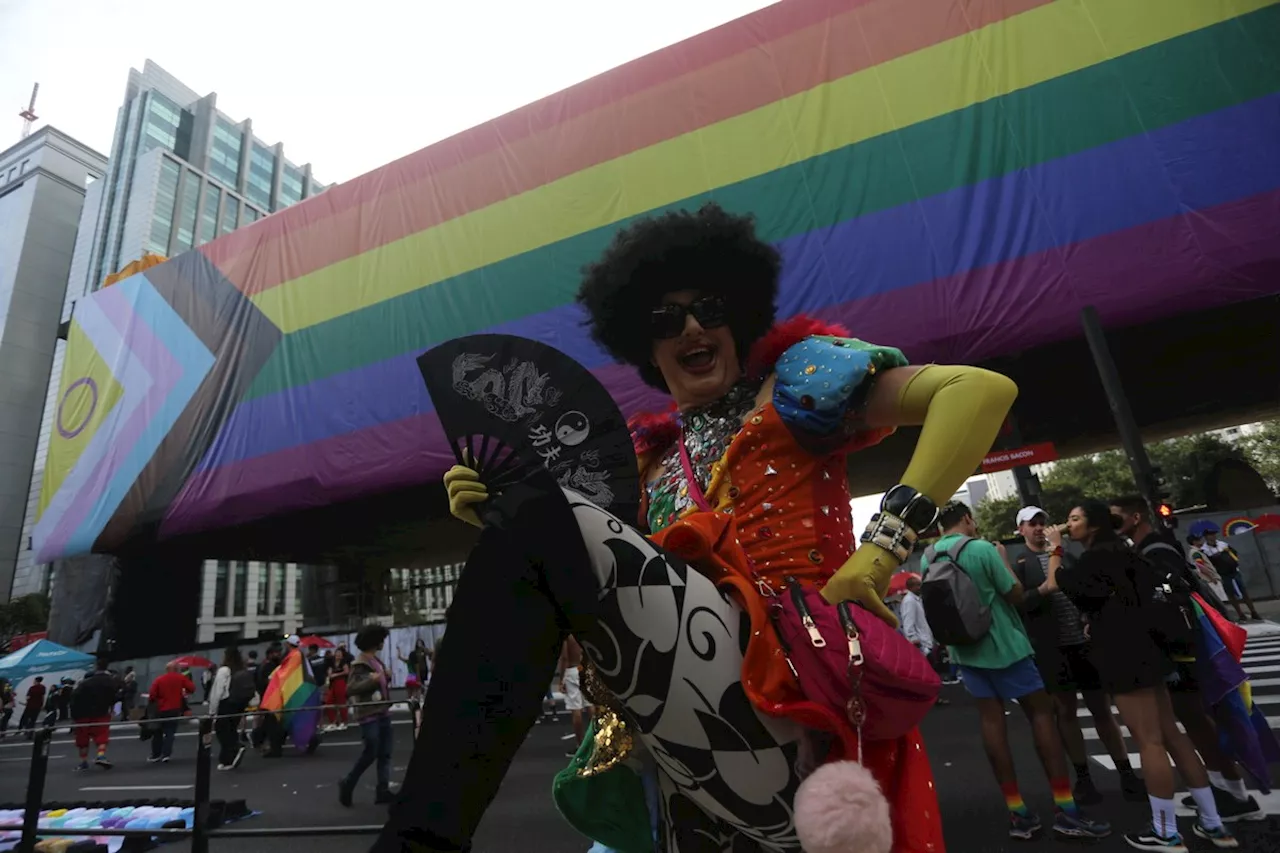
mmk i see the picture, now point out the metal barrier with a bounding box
[4,700,419,852]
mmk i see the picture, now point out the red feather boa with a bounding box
[626,315,851,457]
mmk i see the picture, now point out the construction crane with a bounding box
[18,83,39,140]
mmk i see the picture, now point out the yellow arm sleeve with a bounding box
[820,365,1017,610]
[895,365,1019,505]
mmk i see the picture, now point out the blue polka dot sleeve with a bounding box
[773,336,908,440]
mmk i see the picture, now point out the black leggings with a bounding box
[214,715,241,765]
[372,482,598,852]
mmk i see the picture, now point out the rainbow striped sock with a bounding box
[1000,782,1028,816]
[1051,777,1078,816]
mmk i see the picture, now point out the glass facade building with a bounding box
[10,61,331,633]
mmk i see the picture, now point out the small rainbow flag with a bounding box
[260,648,321,749]
[1223,517,1259,536]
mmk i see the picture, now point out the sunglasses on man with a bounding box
[650,295,728,339]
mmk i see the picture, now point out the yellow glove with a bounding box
[443,464,488,528]
[821,543,900,627]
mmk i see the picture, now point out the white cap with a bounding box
[284,634,301,646]
[1015,506,1049,526]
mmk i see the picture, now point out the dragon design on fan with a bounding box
[452,352,562,423]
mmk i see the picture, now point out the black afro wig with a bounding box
[576,202,781,391]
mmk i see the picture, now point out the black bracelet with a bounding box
[880,484,940,535]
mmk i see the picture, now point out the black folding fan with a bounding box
[417,334,640,525]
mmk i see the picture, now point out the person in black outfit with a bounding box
[255,643,285,756]
[1111,497,1264,824]
[1011,506,1140,804]
[1051,500,1234,850]
[211,646,256,770]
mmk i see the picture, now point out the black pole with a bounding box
[192,715,214,853]
[1080,306,1159,516]
[20,727,51,852]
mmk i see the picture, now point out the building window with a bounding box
[209,118,242,189]
[147,158,181,256]
[245,142,275,210]
[274,564,286,616]
[306,177,326,198]
[233,561,249,617]
[172,172,201,252]
[279,164,303,209]
[19,159,29,175]
[199,185,221,246]
[294,567,304,616]
[219,196,239,235]
[256,563,269,616]
[142,93,182,154]
[214,561,230,617]
[243,206,259,224]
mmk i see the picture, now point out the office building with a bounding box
[0,127,108,599]
[197,560,309,644]
[11,62,329,636]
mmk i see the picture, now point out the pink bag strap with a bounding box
[677,438,715,513]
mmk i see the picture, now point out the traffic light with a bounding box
[1149,466,1177,528]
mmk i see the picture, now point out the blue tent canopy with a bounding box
[0,639,95,681]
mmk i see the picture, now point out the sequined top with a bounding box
[645,380,760,531]
[636,335,908,591]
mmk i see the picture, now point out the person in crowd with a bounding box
[1010,505,1142,804]
[0,678,14,738]
[339,624,395,807]
[69,659,120,771]
[380,203,1029,853]
[397,640,428,703]
[209,646,255,770]
[1185,534,1229,602]
[118,667,138,722]
[900,576,951,703]
[325,646,351,731]
[147,664,195,763]
[1051,500,1235,850]
[926,501,1109,842]
[556,635,591,756]
[1199,525,1260,622]
[48,678,74,728]
[254,643,286,756]
[18,676,46,737]
[1111,497,1264,824]
[309,644,331,694]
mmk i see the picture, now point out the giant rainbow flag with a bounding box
[33,0,1280,561]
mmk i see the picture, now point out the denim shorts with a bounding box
[958,657,1044,701]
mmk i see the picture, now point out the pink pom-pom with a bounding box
[794,761,893,853]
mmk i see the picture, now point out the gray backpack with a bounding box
[920,537,992,646]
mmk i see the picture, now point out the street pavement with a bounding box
[2,622,1278,852]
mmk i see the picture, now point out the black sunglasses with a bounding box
[650,295,728,339]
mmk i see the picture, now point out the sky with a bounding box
[0,0,777,183]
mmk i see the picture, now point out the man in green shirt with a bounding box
[923,502,1109,843]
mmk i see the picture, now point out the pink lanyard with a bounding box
[676,437,715,513]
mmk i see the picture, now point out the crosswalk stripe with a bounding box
[1075,696,1274,712]
[1246,664,1280,675]
[1081,716,1280,741]
[1175,790,1280,818]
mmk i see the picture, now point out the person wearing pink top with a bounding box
[338,624,394,807]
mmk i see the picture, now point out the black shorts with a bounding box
[1166,658,1200,693]
[1036,643,1102,695]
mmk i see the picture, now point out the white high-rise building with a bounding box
[0,128,108,599]
[12,62,329,642]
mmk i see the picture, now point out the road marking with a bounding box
[0,754,61,762]
[1174,789,1280,817]
[1245,664,1280,675]
[0,716,416,750]
[1078,696,1280,718]
[1082,717,1279,741]
[79,785,194,791]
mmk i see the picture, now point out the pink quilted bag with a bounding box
[772,578,940,741]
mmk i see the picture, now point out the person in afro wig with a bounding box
[420,202,1054,853]
[577,203,780,392]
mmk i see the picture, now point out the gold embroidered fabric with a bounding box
[576,657,635,777]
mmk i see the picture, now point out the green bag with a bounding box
[551,718,654,853]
